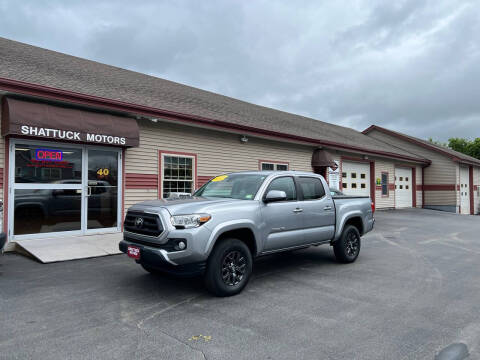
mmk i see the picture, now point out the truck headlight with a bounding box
[171,214,211,229]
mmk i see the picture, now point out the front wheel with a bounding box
[204,238,253,297]
[333,225,361,263]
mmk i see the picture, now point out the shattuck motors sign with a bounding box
[20,125,127,145]
[2,98,139,147]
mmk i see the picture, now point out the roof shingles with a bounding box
[0,37,426,162]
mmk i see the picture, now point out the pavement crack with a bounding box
[136,295,207,359]
[137,295,200,329]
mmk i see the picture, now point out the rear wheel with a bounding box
[204,238,253,297]
[333,225,361,263]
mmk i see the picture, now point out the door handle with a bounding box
[293,208,303,213]
[323,206,332,211]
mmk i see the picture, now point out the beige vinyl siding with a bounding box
[367,130,457,206]
[375,160,394,209]
[124,119,314,207]
[125,189,158,209]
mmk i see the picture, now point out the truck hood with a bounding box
[130,196,242,215]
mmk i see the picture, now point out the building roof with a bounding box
[363,125,480,166]
[0,37,429,163]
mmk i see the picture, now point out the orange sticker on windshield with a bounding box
[212,175,228,182]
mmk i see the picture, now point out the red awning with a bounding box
[311,149,336,168]
[2,98,139,147]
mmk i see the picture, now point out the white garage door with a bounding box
[341,161,370,196]
[395,167,412,208]
[460,166,470,214]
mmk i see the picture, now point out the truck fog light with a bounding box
[177,241,186,250]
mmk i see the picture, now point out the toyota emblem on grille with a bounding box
[135,217,144,228]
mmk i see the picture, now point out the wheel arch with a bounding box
[206,221,259,257]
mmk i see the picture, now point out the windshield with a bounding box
[194,174,267,200]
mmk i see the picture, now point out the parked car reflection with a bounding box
[14,180,117,235]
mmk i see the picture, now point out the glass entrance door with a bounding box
[85,149,120,232]
[9,140,122,240]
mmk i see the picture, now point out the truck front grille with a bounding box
[124,211,164,237]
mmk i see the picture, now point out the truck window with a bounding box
[298,177,325,200]
[266,177,296,201]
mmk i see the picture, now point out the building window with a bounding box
[260,162,289,171]
[360,173,366,179]
[342,172,347,178]
[342,183,348,188]
[381,172,388,196]
[352,183,357,189]
[162,153,195,198]
[351,173,357,179]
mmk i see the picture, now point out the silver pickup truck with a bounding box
[120,171,375,296]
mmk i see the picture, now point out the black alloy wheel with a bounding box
[333,225,361,263]
[221,250,247,286]
[205,238,253,297]
[345,230,360,257]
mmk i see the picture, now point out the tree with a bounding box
[448,137,480,160]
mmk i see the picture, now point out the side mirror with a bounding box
[264,190,287,203]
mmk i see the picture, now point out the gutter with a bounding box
[0,77,430,164]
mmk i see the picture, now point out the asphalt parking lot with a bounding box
[1,208,479,360]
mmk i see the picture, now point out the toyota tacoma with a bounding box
[120,171,375,296]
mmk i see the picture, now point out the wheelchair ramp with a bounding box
[15,233,122,263]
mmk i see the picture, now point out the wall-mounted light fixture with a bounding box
[240,135,249,143]
[363,155,369,160]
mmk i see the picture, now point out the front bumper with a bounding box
[119,240,206,276]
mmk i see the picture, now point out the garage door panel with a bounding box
[395,168,412,208]
[460,166,470,214]
[342,162,370,196]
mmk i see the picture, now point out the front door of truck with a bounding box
[260,176,305,252]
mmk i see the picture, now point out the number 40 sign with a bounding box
[97,168,110,177]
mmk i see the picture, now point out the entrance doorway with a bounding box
[8,140,122,240]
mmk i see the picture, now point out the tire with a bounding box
[333,225,361,263]
[204,238,253,297]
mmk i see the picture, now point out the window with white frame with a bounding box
[162,154,195,198]
[260,162,289,171]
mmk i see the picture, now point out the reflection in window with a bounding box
[163,155,194,198]
[14,189,82,235]
[261,162,289,171]
[15,144,82,184]
[298,177,325,200]
[381,173,388,196]
[267,177,296,201]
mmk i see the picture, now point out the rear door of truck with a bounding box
[295,176,335,243]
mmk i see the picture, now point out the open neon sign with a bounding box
[35,149,63,162]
